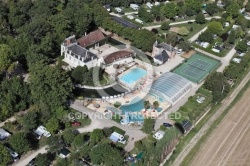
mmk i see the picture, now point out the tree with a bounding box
[9,132,30,154]
[62,129,75,144]
[29,62,73,111]
[153,101,159,109]
[178,41,191,52]
[46,135,64,153]
[142,118,155,134]
[208,21,223,35]
[198,30,214,43]
[89,143,123,166]
[206,3,220,15]
[0,44,13,72]
[22,112,38,131]
[0,77,29,121]
[72,134,86,149]
[71,66,88,84]
[235,40,248,52]
[204,72,229,103]
[164,2,178,18]
[161,22,170,30]
[226,3,240,18]
[185,0,202,13]
[138,7,154,23]
[178,27,189,36]
[246,2,250,12]
[35,153,50,166]
[165,33,179,45]
[90,129,104,144]
[144,100,150,110]
[46,116,60,134]
[195,13,206,24]
[0,144,12,166]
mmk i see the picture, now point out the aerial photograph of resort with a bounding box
[1,0,250,166]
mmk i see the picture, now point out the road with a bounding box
[0,117,16,127]
[170,70,250,166]
[14,147,47,166]
[189,27,207,42]
[14,100,146,166]
[143,16,221,30]
[190,87,250,166]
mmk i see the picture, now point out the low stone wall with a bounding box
[75,82,117,90]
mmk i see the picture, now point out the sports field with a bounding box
[174,54,220,83]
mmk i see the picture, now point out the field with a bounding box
[189,87,250,166]
[174,54,220,83]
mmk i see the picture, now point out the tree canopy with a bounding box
[0,144,12,166]
[89,143,123,166]
[9,132,30,154]
[208,21,223,35]
[195,13,206,24]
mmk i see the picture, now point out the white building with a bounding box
[135,18,143,24]
[34,126,51,139]
[0,128,11,140]
[153,130,165,140]
[146,2,153,8]
[130,4,139,10]
[61,29,106,69]
[109,132,126,144]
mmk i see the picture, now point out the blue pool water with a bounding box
[120,97,162,114]
[120,68,147,85]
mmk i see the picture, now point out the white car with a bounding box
[6,147,19,161]
[232,58,241,63]
[196,97,205,104]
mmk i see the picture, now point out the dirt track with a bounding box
[190,87,250,166]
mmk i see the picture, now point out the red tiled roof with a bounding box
[104,50,133,64]
[77,29,105,48]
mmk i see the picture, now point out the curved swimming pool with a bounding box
[120,97,162,114]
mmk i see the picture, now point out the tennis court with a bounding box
[174,54,220,83]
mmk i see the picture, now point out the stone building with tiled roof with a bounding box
[104,50,134,65]
[152,41,176,65]
[77,29,106,48]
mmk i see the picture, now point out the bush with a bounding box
[114,102,121,108]
[148,135,157,142]
[160,125,167,131]
[161,22,170,30]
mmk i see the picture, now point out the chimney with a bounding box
[85,50,88,59]
[85,32,87,36]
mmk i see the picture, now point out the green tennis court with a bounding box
[174,54,220,83]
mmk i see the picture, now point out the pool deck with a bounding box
[87,75,171,119]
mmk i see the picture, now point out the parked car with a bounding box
[196,96,205,103]
[71,121,81,126]
[6,147,19,162]
[28,158,35,166]
[163,123,173,128]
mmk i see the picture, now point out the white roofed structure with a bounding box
[149,72,192,105]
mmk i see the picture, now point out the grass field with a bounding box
[174,53,220,83]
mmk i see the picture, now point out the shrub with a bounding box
[114,102,121,108]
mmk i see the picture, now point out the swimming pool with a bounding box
[120,97,162,114]
[119,67,147,85]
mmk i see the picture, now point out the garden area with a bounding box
[170,87,212,124]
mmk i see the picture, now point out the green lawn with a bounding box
[171,22,208,40]
[170,90,212,124]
